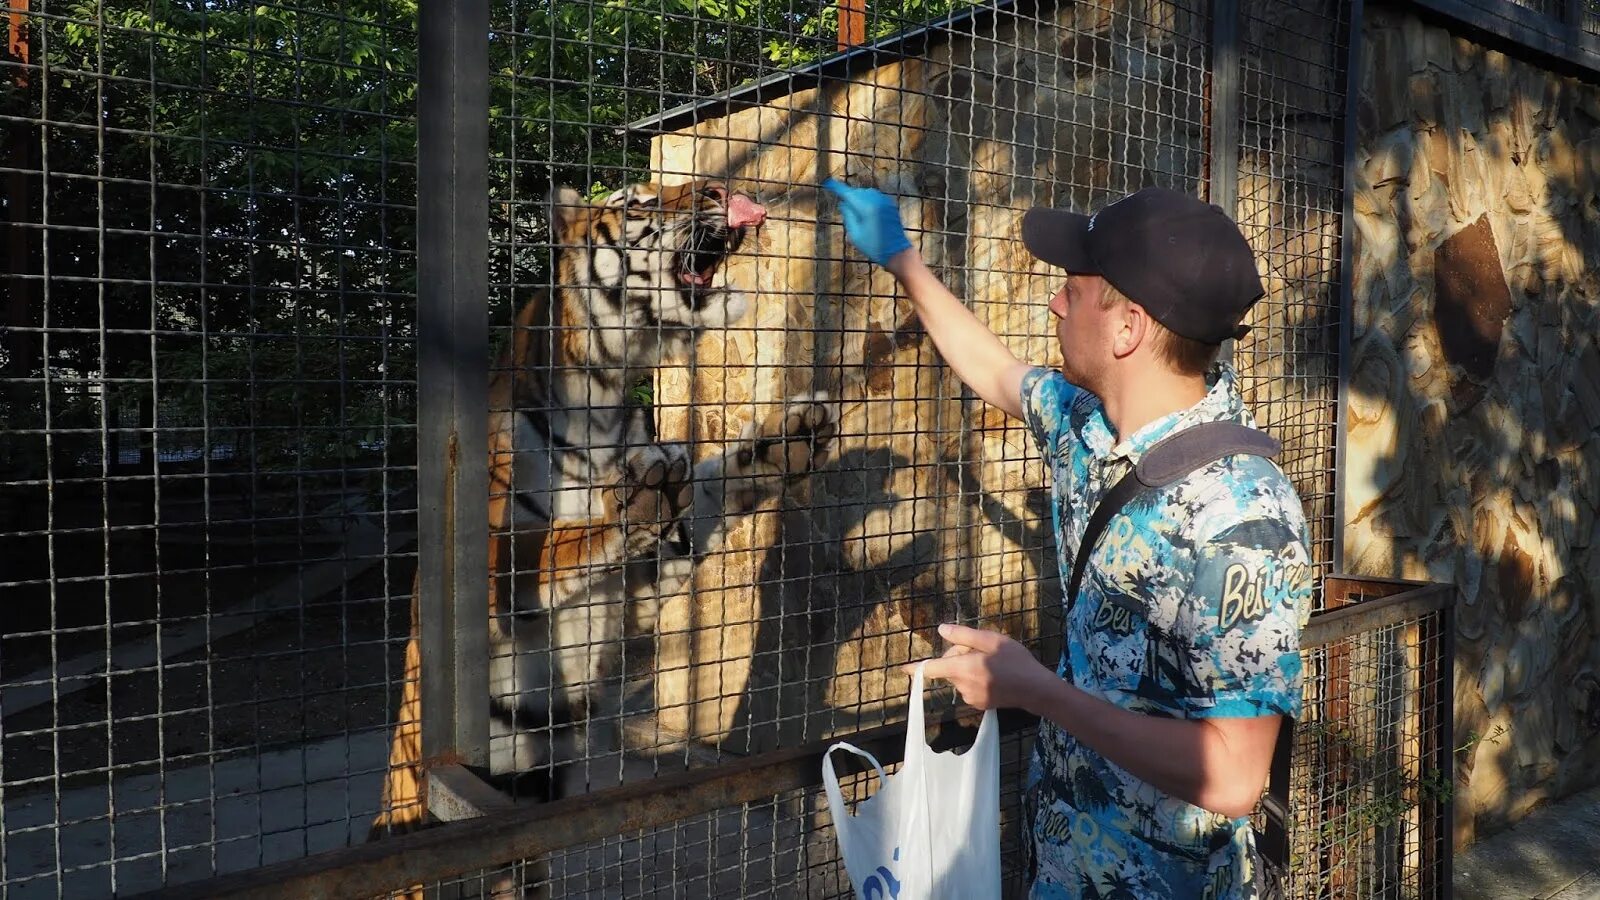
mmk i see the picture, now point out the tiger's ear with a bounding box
[548,185,585,234]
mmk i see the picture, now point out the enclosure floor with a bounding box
[1455,784,1600,900]
[2,730,388,899]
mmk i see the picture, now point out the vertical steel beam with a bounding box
[1333,0,1365,577]
[417,0,490,770]
[1208,0,1241,368]
[1207,0,1240,216]
[1438,600,1457,898]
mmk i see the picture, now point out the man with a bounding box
[823,179,1312,900]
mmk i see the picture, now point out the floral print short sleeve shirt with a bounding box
[1019,362,1313,900]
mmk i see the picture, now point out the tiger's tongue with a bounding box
[726,194,766,228]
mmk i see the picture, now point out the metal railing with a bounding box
[1406,0,1600,76]
[130,577,1453,899]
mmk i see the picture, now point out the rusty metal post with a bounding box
[838,0,866,50]
[5,0,25,73]
[417,0,491,770]
[4,0,38,417]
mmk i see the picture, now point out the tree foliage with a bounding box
[1,0,965,482]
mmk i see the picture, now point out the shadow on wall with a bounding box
[1343,7,1600,848]
[647,0,1353,749]
[722,445,1057,754]
[644,0,1357,876]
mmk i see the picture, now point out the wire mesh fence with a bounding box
[1,1,417,896]
[1232,0,1348,605]
[1285,580,1454,900]
[0,0,1461,898]
[459,0,1352,818]
[114,583,1456,900]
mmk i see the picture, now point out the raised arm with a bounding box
[824,179,1032,420]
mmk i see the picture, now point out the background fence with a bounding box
[2,1,418,896]
[2,0,1453,898]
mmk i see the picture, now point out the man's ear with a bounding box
[1112,299,1149,359]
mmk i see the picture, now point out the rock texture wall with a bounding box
[1347,7,1600,845]
[638,0,1346,757]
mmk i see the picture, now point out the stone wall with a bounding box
[640,0,1346,754]
[1347,7,1600,845]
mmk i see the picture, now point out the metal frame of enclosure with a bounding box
[0,0,1494,896]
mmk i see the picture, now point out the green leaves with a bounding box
[15,0,972,477]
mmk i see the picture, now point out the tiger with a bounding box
[369,178,838,895]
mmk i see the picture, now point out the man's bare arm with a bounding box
[887,250,1032,421]
[824,178,1032,421]
[918,624,1280,819]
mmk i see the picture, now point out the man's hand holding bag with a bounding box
[822,663,1002,899]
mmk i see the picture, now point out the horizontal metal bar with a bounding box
[1324,573,1435,605]
[130,708,1035,899]
[1400,0,1600,77]
[1301,582,1454,649]
[427,763,516,822]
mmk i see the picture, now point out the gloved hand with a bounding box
[822,178,913,267]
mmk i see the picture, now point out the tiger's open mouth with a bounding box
[676,193,766,289]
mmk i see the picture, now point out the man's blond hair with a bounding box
[1098,280,1220,377]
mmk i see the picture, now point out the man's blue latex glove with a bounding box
[822,178,913,267]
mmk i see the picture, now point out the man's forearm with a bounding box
[1025,677,1277,819]
[887,250,1030,419]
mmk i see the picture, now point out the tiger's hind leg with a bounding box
[462,445,690,899]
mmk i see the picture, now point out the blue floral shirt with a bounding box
[1020,362,1312,900]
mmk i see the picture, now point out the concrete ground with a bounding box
[1,731,390,899]
[1455,784,1600,900]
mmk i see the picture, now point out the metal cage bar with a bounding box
[415,0,491,772]
[137,579,1455,899]
[0,1,1471,896]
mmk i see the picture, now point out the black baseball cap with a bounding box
[1021,187,1264,344]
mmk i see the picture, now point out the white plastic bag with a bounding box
[822,663,1001,900]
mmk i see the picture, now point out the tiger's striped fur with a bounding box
[370,179,836,894]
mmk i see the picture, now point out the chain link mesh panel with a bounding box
[2,2,417,896]
[0,1,1465,898]
[1286,603,1452,900]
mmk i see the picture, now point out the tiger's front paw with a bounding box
[613,444,693,555]
[739,393,840,478]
